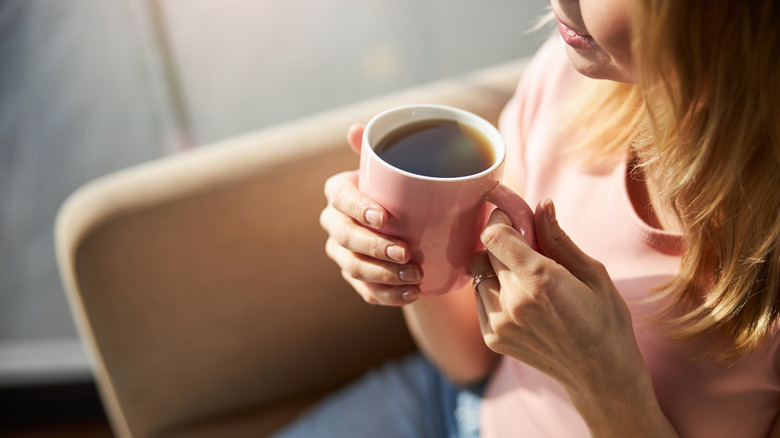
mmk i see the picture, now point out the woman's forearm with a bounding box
[567,363,680,438]
[402,285,499,386]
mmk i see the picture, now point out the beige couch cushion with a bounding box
[55,59,525,437]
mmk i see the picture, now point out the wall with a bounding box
[0,0,547,380]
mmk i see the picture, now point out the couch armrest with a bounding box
[55,58,526,438]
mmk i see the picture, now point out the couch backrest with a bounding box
[55,58,525,437]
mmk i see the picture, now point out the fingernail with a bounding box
[365,209,382,228]
[399,267,421,282]
[401,289,419,302]
[387,245,406,262]
[544,198,556,223]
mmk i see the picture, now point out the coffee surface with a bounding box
[374,119,494,178]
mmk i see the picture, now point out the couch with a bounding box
[54,58,526,437]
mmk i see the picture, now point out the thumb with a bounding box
[347,124,364,156]
[534,199,603,285]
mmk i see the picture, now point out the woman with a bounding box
[286,0,780,436]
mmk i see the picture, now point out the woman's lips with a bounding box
[556,18,597,49]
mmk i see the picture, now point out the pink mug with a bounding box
[359,104,512,296]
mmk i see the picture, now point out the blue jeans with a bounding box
[270,353,484,438]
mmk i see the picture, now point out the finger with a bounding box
[327,239,420,306]
[343,273,420,307]
[470,250,505,344]
[480,208,536,273]
[533,199,606,287]
[470,250,499,328]
[324,171,387,229]
[347,124,364,155]
[484,184,536,248]
[320,205,410,263]
[469,250,500,294]
[326,237,422,286]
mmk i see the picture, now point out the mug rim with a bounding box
[362,104,506,182]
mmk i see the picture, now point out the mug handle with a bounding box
[484,183,537,250]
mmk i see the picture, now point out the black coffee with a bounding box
[374,119,495,178]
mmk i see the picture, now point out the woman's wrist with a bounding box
[565,358,678,438]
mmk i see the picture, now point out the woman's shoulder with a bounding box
[499,37,582,154]
[501,37,582,136]
[520,36,582,104]
[498,36,587,196]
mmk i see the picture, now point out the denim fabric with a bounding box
[270,352,484,438]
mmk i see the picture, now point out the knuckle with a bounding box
[318,206,333,231]
[362,294,380,306]
[591,259,608,276]
[352,277,410,307]
[324,172,379,227]
[589,259,610,287]
[350,199,370,223]
[517,260,552,295]
[525,257,547,278]
[480,226,498,247]
[530,267,555,293]
[330,182,360,220]
[334,224,352,248]
[366,284,406,307]
[374,288,404,307]
[480,223,511,248]
[350,282,379,306]
[378,266,400,284]
[323,173,343,201]
[324,171,354,201]
[332,184,349,211]
[346,259,363,281]
[325,238,339,260]
[367,236,386,259]
[483,333,503,354]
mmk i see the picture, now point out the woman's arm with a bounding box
[403,287,499,385]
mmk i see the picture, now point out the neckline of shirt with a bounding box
[616,154,684,254]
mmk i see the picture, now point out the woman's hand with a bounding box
[471,195,659,433]
[319,125,423,306]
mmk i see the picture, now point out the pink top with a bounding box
[480,38,780,437]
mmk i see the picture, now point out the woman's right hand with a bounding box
[319,125,423,306]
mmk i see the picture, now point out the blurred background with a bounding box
[0,0,547,433]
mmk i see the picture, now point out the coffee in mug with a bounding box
[374,119,495,178]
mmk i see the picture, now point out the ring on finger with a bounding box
[473,270,498,292]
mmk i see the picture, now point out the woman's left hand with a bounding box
[471,195,650,412]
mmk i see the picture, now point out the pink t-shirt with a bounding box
[480,38,780,437]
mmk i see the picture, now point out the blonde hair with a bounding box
[567,0,780,358]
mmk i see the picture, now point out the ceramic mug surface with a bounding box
[359,104,506,295]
